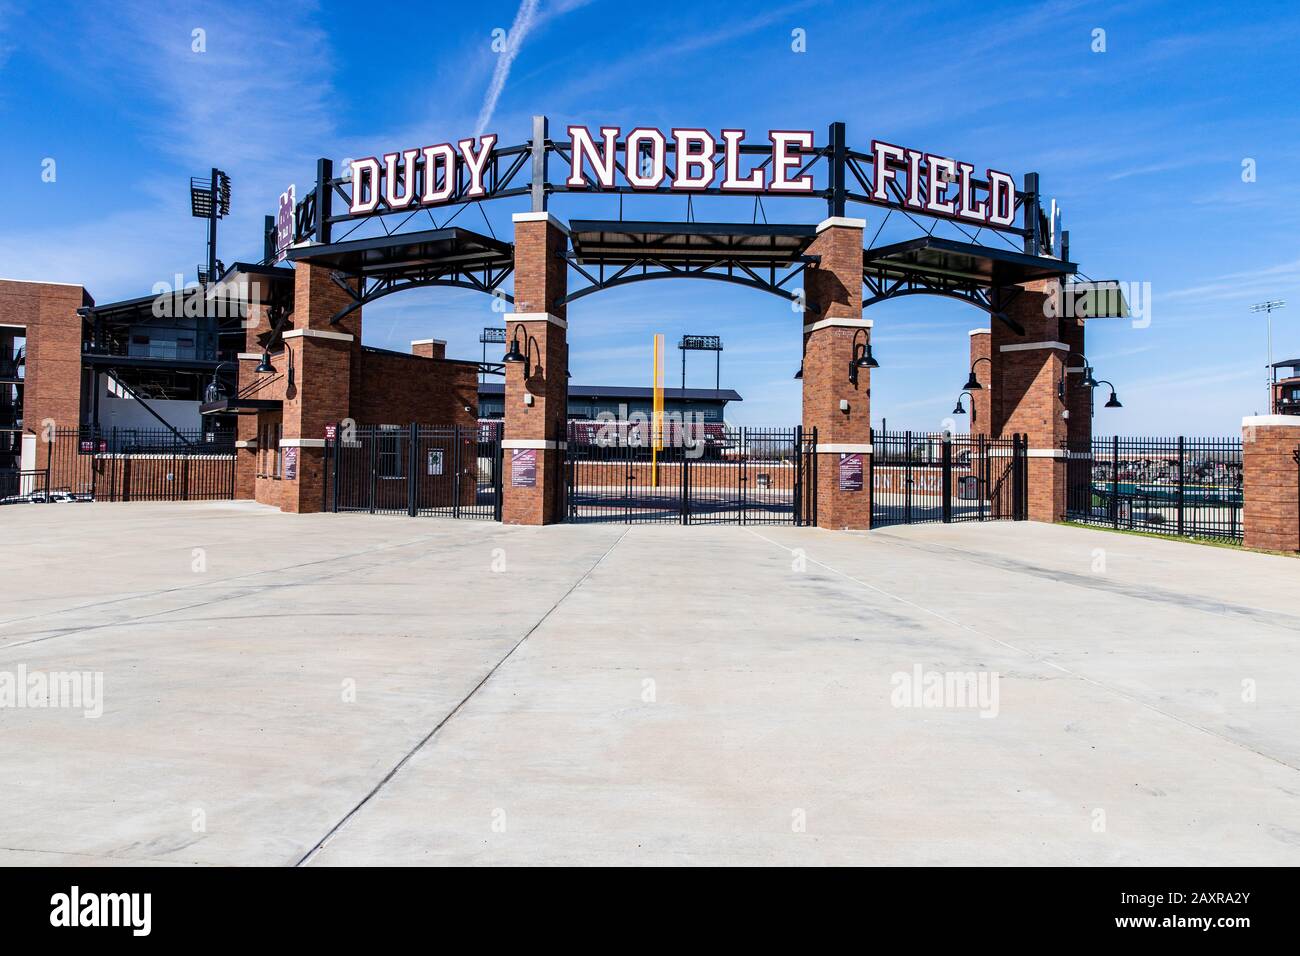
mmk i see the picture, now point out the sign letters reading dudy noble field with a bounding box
[347,125,1017,226]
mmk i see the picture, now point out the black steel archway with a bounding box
[280,116,1077,328]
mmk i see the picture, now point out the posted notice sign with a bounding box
[511,448,537,487]
[284,446,299,480]
[838,453,863,492]
[427,449,443,476]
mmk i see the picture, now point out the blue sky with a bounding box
[1,0,1297,431]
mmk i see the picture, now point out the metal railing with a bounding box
[32,426,237,503]
[1063,436,1243,541]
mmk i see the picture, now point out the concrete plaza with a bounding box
[1,501,1297,865]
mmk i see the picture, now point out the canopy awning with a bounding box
[863,236,1076,287]
[199,398,282,416]
[285,227,513,278]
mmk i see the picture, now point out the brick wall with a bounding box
[354,351,477,428]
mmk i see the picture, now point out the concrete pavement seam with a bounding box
[293,526,630,867]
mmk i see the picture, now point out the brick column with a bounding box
[1242,416,1300,552]
[410,338,446,360]
[967,328,991,437]
[990,279,1076,522]
[801,217,871,530]
[271,263,360,514]
[502,212,568,525]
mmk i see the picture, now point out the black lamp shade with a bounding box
[857,343,879,368]
[502,341,525,363]
[1105,392,1122,408]
[963,370,982,391]
[794,364,803,380]
[255,352,275,374]
[953,401,966,415]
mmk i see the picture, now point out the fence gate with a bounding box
[325,422,503,519]
[565,422,816,525]
[871,430,1026,527]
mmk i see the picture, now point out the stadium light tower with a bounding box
[1251,300,1286,412]
[678,335,723,391]
[191,167,232,285]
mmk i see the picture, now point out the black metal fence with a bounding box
[565,421,816,525]
[871,430,1026,527]
[324,422,503,519]
[1064,436,1243,540]
[1,426,237,504]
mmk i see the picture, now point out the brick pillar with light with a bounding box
[502,211,569,525]
[801,217,872,530]
[1242,415,1300,552]
[989,278,1083,522]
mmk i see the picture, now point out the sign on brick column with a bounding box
[503,212,569,525]
[1242,416,1300,552]
[800,217,871,530]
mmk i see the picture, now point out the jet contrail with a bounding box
[475,0,540,137]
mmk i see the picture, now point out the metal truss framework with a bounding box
[325,262,515,324]
[862,266,1027,335]
[563,254,815,307]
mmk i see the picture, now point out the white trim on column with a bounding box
[816,216,866,233]
[1242,415,1300,427]
[280,438,326,448]
[235,440,257,449]
[803,317,873,333]
[999,341,1069,353]
[0,323,29,330]
[410,338,446,346]
[815,443,873,454]
[987,447,1078,458]
[282,328,354,342]
[504,311,567,329]
[237,352,263,360]
[502,438,566,450]
[969,328,990,336]
[511,211,569,234]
